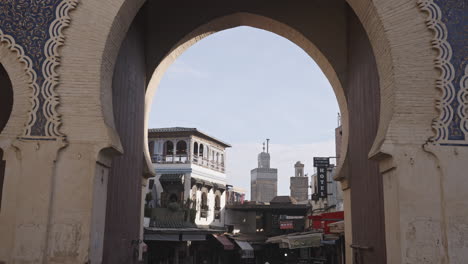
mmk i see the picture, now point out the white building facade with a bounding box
[145,127,231,228]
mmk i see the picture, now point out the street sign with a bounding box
[313,157,330,167]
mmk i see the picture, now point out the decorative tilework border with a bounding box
[459,65,468,137]
[40,0,78,138]
[0,0,78,140]
[418,0,468,146]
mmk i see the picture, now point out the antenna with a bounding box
[262,142,265,152]
[266,139,270,153]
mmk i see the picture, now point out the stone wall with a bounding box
[290,177,308,202]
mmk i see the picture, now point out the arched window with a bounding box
[176,140,187,155]
[214,194,221,210]
[163,141,174,155]
[221,154,224,165]
[216,153,219,163]
[191,185,198,209]
[193,142,198,155]
[201,192,208,209]
[199,144,204,157]
[214,194,221,220]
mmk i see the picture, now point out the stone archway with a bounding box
[138,7,383,262]
[92,1,467,263]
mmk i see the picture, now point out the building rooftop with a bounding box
[148,127,231,148]
[225,202,310,214]
[270,195,298,204]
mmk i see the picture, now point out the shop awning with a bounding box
[182,234,206,241]
[159,174,183,183]
[144,234,180,241]
[233,240,254,258]
[266,235,289,248]
[213,235,234,250]
[287,233,322,249]
[266,232,323,249]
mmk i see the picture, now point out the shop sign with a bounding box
[280,220,294,229]
[317,166,328,198]
[285,215,304,220]
[313,157,329,167]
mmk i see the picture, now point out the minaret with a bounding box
[290,161,308,202]
[258,142,270,169]
[251,139,278,203]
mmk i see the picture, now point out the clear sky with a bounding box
[149,26,339,199]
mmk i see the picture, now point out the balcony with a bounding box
[151,154,225,173]
[151,154,189,164]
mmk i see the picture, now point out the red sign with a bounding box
[309,211,344,234]
[280,220,294,229]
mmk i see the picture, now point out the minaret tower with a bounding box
[290,161,308,202]
[250,139,278,202]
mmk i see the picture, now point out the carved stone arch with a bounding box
[71,0,452,263]
[94,0,444,171]
[142,11,351,181]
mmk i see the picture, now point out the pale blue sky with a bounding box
[149,26,339,198]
